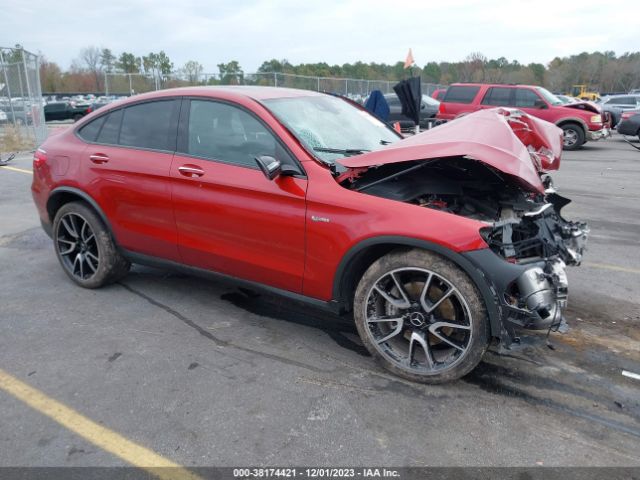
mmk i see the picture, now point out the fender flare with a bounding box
[555,117,588,134]
[47,186,117,243]
[331,236,503,338]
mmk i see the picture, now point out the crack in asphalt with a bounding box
[117,282,328,374]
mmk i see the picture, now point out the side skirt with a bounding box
[121,249,342,315]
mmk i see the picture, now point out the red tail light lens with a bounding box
[438,103,446,114]
[621,111,636,120]
[33,148,47,168]
[86,107,92,113]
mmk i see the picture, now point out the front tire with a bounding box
[561,123,585,150]
[353,249,490,383]
[53,202,130,288]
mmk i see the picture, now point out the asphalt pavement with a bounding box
[0,133,639,469]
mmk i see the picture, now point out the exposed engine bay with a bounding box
[339,156,589,340]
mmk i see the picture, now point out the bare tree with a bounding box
[80,46,102,90]
[459,52,486,82]
[182,60,204,84]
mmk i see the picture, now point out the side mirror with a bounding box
[534,99,548,109]
[255,155,281,180]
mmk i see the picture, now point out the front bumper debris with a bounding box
[463,250,573,345]
[587,127,611,141]
[463,197,589,346]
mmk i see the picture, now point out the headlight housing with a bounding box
[590,115,602,124]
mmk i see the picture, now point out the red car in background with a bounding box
[31,87,588,383]
[436,83,609,150]
[432,88,447,101]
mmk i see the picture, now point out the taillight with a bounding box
[86,107,92,113]
[621,111,636,120]
[33,148,47,168]
[439,103,446,114]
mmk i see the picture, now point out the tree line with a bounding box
[5,43,637,94]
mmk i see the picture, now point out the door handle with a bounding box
[178,165,205,177]
[89,153,109,164]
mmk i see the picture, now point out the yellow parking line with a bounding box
[584,262,640,275]
[0,368,201,480]
[0,165,33,175]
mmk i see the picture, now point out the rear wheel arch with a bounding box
[332,236,501,338]
[47,187,117,243]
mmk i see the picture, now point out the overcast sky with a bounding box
[2,0,636,73]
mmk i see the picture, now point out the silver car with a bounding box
[599,95,640,127]
[600,94,640,111]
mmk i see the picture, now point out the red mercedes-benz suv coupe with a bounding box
[31,87,588,383]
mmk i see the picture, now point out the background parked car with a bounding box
[617,110,640,140]
[431,88,447,101]
[44,101,91,122]
[0,103,34,125]
[555,94,579,104]
[88,99,114,113]
[436,83,608,150]
[599,94,640,111]
[599,95,640,128]
[384,92,439,130]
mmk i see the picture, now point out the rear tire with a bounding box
[561,123,585,150]
[53,202,130,288]
[353,248,490,383]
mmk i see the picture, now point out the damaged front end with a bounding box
[338,108,589,346]
[474,185,588,333]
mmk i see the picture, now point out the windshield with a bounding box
[263,95,400,163]
[536,87,564,106]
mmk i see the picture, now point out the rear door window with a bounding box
[119,100,179,151]
[96,109,123,145]
[443,86,480,104]
[77,115,107,142]
[481,87,513,106]
[514,89,542,107]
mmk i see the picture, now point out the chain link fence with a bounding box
[104,71,443,104]
[0,47,47,151]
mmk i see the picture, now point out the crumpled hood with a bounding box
[340,108,563,193]
[561,101,601,114]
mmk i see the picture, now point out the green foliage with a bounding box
[100,48,116,73]
[142,51,174,78]
[116,52,141,74]
[217,60,243,85]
